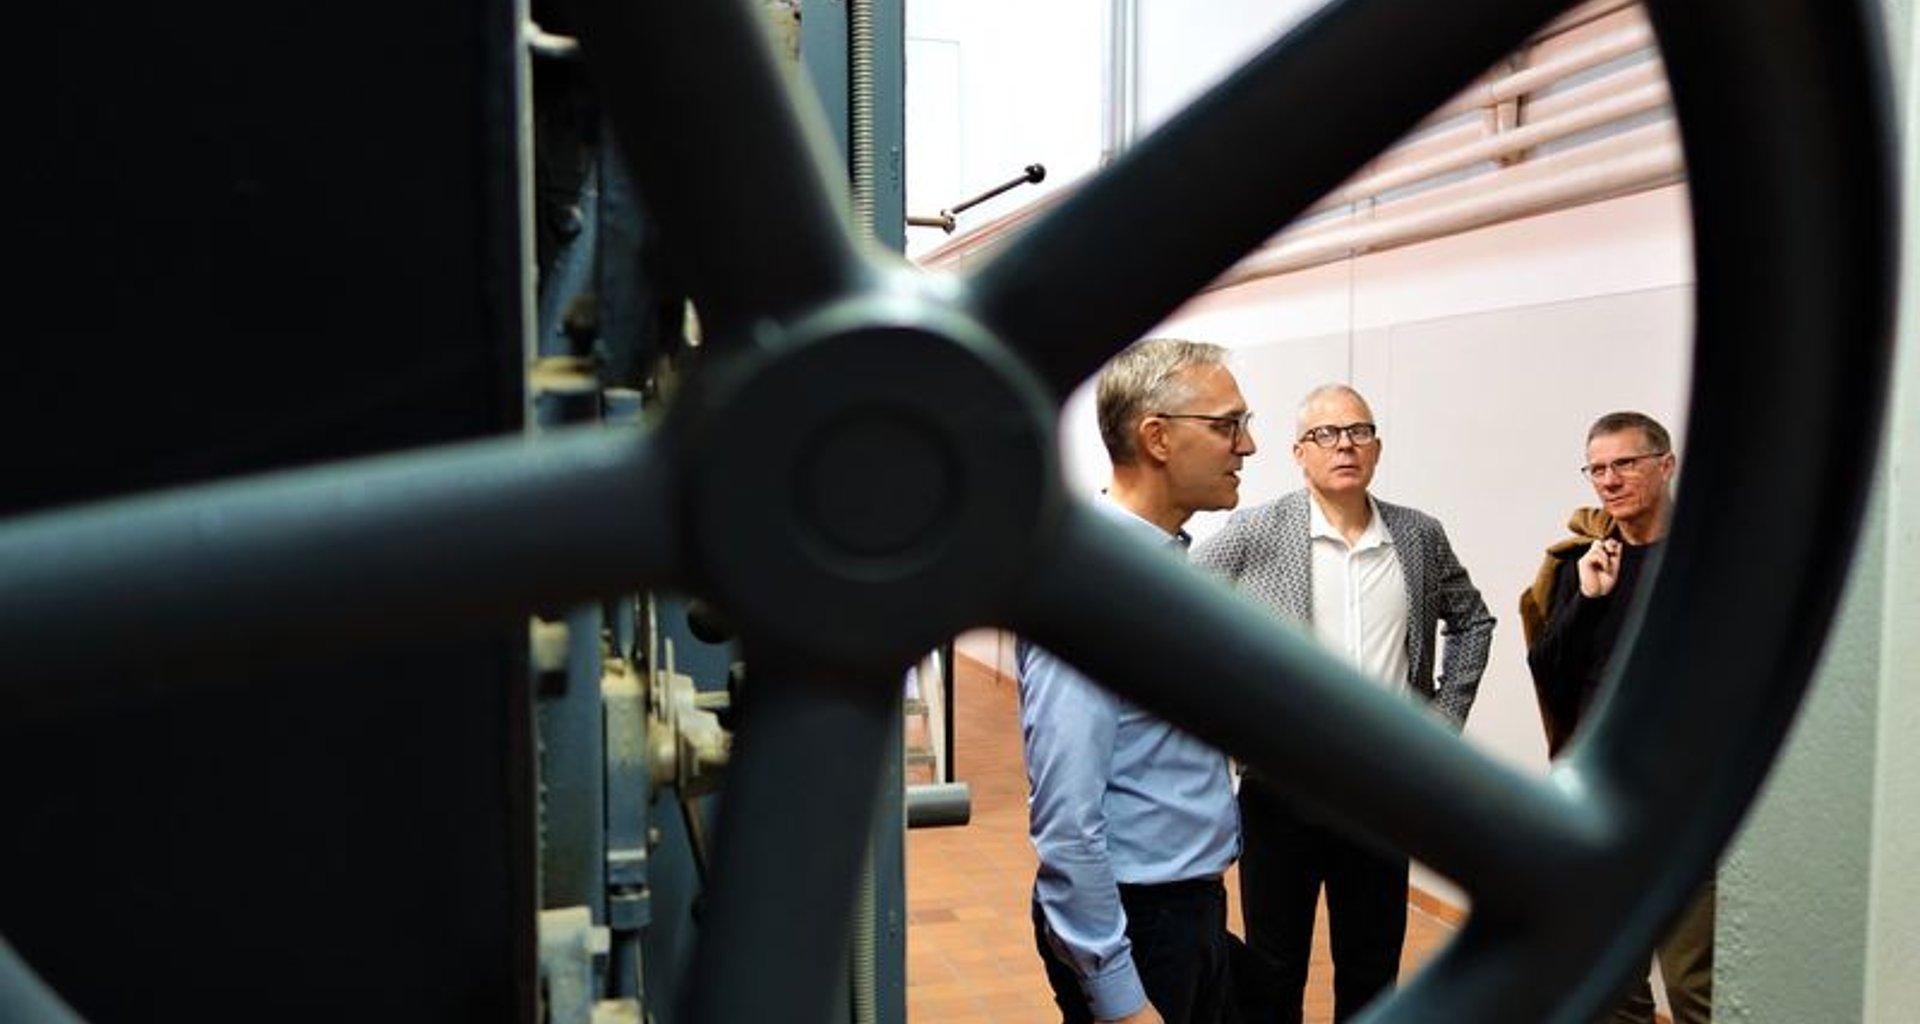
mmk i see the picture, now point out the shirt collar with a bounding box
[1307,493,1390,550]
[1097,491,1190,550]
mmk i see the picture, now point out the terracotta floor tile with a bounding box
[906,652,1457,1022]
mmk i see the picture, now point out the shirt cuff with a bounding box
[1084,961,1149,1021]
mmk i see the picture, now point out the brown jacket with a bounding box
[1518,506,1614,752]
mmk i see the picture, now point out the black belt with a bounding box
[1117,875,1223,897]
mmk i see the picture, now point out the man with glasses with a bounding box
[1518,411,1711,1024]
[1191,383,1493,1024]
[1021,338,1256,1024]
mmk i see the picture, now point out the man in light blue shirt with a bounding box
[1021,338,1257,1024]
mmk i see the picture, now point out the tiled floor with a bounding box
[905,655,1458,1023]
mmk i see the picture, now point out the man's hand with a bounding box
[1577,538,1623,598]
[1100,1005,1165,1024]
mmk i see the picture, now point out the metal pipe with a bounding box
[849,0,878,234]
[948,163,1046,217]
[1534,0,1641,40]
[908,212,957,233]
[940,642,957,783]
[847,7,883,1018]
[914,189,1064,268]
[906,782,973,829]
[1426,21,1655,123]
[852,848,879,1024]
[1211,141,1682,289]
[908,165,1044,232]
[921,14,1667,277]
[1101,0,1140,165]
[1317,79,1670,210]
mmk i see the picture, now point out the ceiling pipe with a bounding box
[1423,20,1656,125]
[1535,0,1641,40]
[1315,78,1670,212]
[1210,140,1683,290]
[918,2,1669,286]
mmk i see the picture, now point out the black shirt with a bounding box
[1526,539,1663,756]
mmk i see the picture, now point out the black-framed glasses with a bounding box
[1579,452,1669,480]
[1151,410,1255,443]
[1298,422,1377,448]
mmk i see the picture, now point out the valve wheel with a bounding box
[0,0,1897,1022]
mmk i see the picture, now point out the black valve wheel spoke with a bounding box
[0,425,683,718]
[684,649,905,1024]
[564,0,874,338]
[964,0,1571,397]
[1009,500,1605,915]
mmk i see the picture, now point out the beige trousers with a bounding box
[1603,879,1715,1024]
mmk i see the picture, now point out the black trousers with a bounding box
[1238,776,1407,1024]
[1034,876,1239,1024]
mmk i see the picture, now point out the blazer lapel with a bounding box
[1380,502,1427,685]
[1275,491,1314,625]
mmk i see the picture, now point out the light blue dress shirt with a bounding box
[1018,498,1240,1020]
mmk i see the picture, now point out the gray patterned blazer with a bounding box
[1190,488,1495,727]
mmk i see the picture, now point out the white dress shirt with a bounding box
[1307,495,1411,693]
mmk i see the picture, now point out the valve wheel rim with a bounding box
[0,0,1897,1022]
[592,0,1895,1020]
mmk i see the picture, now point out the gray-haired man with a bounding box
[1022,337,1258,1024]
[1192,383,1493,1023]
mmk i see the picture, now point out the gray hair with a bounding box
[1587,411,1673,454]
[1294,382,1372,435]
[1096,338,1228,464]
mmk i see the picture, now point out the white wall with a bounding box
[904,0,1106,258]
[1060,184,1695,779]
[1134,1,1321,134]
[904,0,1320,259]
[1864,18,1919,1010]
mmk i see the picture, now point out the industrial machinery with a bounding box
[1,1,1897,1023]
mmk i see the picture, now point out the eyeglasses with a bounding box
[1579,452,1669,480]
[1151,410,1255,444]
[1298,422,1377,448]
